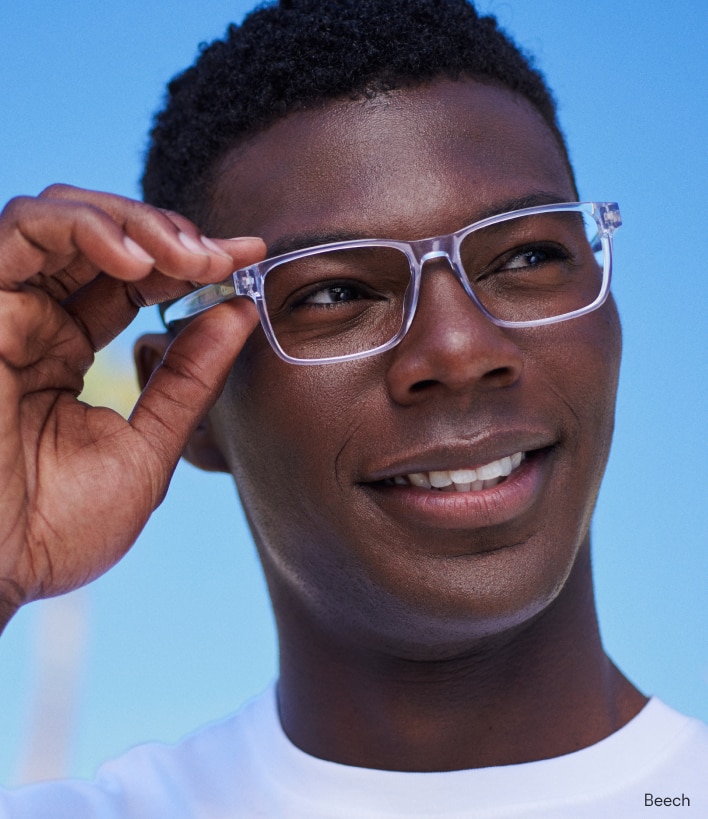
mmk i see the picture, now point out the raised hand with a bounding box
[0,185,265,629]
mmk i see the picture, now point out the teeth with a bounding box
[388,452,526,493]
[475,462,497,480]
[449,468,477,483]
[408,472,432,489]
[429,471,453,488]
[499,456,513,476]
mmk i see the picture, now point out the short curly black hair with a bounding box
[142,0,572,223]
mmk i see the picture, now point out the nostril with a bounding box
[410,379,437,393]
[489,366,513,380]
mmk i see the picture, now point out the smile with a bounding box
[381,452,525,493]
[364,446,549,531]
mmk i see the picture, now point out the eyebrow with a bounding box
[265,190,572,258]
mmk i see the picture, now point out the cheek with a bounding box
[210,351,394,622]
[211,341,380,520]
[570,301,622,439]
[533,299,622,494]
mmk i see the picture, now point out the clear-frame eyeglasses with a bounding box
[163,201,622,365]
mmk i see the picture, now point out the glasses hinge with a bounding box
[598,202,622,232]
[234,267,258,298]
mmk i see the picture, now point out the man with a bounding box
[0,0,705,815]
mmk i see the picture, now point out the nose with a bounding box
[386,260,524,405]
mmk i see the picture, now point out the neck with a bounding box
[272,544,646,771]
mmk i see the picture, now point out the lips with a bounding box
[361,442,553,531]
[382,452,525,493]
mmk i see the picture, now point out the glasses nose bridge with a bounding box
[419,248,452,267]
[404,233,492,334]
[413,233,463,275]
[412,234,470,295]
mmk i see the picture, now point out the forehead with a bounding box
[206,79,576,244]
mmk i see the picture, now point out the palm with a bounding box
[9,387,156,602]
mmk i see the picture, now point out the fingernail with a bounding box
[123,236,155,264]
[178,231,209,255]
[228,236,264,242]
[200,236,233,258]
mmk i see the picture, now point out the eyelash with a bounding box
[475,243,571,279]
[290,279,383,309]
[503,242,568,265]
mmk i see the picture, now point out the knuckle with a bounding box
[0,195,34,222]
[133,200,183,233]
[38,182,78,200]
[159,207,192,227]
[154,208,203,240]
[0,295,31,357]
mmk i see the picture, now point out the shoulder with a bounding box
[601,699,708,815]
[635,699,708,778]
[0,686,277,818]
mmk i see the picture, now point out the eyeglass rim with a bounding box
[162,200,621,365]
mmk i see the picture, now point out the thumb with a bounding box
[130,300,259,478]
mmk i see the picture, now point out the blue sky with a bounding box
[0,0,706,782]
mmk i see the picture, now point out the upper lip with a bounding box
[358,430,556,484]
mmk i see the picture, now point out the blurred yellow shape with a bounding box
[79,345,139,420]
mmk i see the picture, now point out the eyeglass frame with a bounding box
[162,200,622,365]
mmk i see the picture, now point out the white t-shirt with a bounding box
[1,685,706,817]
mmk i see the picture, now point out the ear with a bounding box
[134,332,230,473]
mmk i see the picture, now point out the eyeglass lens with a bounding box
[262,209,604,361]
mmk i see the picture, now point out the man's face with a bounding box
[202,80,621,657]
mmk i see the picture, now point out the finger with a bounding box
[200,236,268,273]
[61,233,265,352]
[153,211,268,280]
[0,287,90,393]
[0,189,266,361]
[0,368,27,594]
[129,298,260,469]
[42,189,268,287]
[0,196,155,292]
[37,185,262,286]
[59,271,197,353]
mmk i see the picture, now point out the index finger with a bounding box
[62,236,266,352]
[0,195,157,291]
[34,185,263,290]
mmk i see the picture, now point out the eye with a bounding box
[501,245,559,269]
[470,242,575,292]
[301,284,367,305]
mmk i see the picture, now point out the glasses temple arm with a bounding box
[162,268,259,326]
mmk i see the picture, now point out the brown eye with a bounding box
[504,248,549,268]
[500,244,566,271]
[301,284,366,305]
